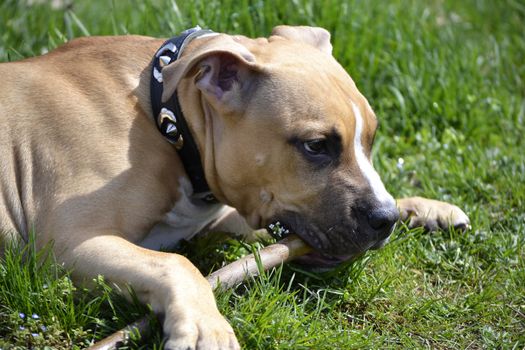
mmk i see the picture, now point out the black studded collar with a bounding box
[150,26,217,204]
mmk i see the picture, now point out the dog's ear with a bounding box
[161,35,258,105]
[270,25,332,55]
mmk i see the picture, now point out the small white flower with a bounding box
[396,157,405,170]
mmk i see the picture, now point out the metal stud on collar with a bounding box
[157,107,176,124]
[158,108,184,150]
[172,134,184,150]
[158,55,172,67]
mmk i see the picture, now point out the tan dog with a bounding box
[0,26,469,349]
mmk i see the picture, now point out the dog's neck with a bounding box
[150,27,217,204]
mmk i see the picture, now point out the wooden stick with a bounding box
[86,317,152,350]
[207,234,312,290]
[87,234,311,350]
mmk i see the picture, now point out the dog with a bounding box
[0,26,470,349]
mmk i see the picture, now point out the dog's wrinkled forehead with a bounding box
[255,42,374,134]
[253,36,394,206]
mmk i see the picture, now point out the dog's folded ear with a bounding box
[161,35,260,109]
[270,25,332,55]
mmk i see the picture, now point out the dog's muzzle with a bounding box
[270,201,399,269]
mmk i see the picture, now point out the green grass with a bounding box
[0,237,161,349]
[1,0,524,348]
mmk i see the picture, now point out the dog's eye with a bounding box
[290,131,341,167]
[302,139,328,156]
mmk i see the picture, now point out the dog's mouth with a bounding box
[267,221,358,269]
[293,251,356,269]
[266,218,392,269]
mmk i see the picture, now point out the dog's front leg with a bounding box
[63,233,240,350]
[397,197,470,231]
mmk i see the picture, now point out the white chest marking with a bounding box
[139,177,226,250]
[351,102,395,206]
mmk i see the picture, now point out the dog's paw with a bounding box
[163,310,240,350]
[397,196,471,231]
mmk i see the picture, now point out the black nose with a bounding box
[368,206,399,239]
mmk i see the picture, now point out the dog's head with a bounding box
[162,26,399,267]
